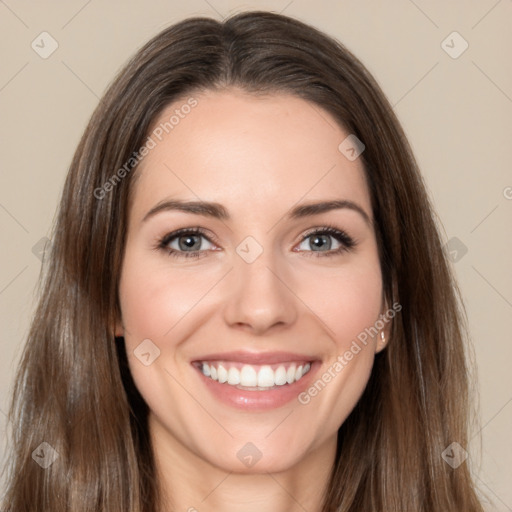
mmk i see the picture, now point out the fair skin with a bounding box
[116,89,390,512]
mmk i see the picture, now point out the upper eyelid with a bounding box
[160,227,217,244]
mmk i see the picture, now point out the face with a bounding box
[116,89,389,474]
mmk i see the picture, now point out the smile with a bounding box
[198,361,312,390]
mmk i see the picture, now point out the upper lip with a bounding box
[192,351,318,365]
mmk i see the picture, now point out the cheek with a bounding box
[296,257,383,347]
[118,249,218,343]
[117,249,209,412]
[119,244,384,352]
[293,258,383,431]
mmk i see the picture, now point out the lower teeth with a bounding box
[234,384,284,391]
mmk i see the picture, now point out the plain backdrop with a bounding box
[1,0,511,509]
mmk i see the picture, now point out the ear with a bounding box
[375,297,392,354]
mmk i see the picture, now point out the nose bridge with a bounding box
[222,243,297,333]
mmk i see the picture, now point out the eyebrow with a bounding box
[142,198,372,226]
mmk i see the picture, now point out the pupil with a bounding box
[179,235,200,251]
[311,235,330,251]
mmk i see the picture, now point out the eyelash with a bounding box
[156,225,356,260]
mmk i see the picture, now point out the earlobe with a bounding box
[375,297,392,353]
[375,328,389,352]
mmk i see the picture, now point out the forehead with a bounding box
[130,89,371,221]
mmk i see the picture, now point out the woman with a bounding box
[2,11,483,512]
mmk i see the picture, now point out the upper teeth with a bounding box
[200,362,311,389]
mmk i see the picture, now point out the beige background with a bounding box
[1,0,511,509]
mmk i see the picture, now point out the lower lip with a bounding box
[192,362,320,411]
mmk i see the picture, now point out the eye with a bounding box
[296,227,355,257]
[157,228,216,259]
[156,226,356,260]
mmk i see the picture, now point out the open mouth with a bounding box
[194,360,312,391]
[190,351,320,410]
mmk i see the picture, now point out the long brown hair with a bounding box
[2,11,483,511]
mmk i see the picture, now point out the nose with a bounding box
[222,251,298,335]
